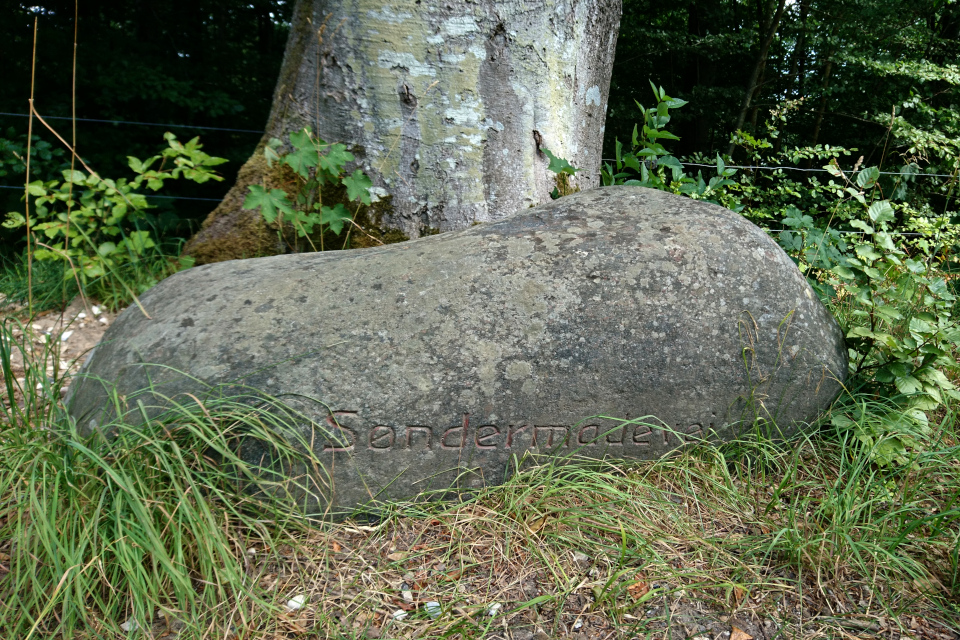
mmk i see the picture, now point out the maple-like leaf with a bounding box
[244,185,295,224]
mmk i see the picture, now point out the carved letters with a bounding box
[320,411,714,455]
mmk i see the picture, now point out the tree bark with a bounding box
[185,0,622,264]
[727,0,786,157]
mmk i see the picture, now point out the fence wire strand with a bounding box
[0,111,263,134]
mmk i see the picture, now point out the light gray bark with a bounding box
[188,0,621,259]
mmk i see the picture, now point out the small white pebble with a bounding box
[573,619,583,630]
[60,331,73,342]
[36,382,43,390]
[391,610,407,621]
[285,594,307,611]
[486,603,501,617]
[77,312,87,319]
[98,317,108,325]
[38,335,47,344]
[59,361,68,369]
[424,601,441,618]
[91,305,101,315]
[120,619,138,632]
[401,590,413,603]
[32,323,42,330]
[247,547,257,555]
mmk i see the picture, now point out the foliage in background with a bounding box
[244,127,374,251]
[775,163,960,463]
[607,0,960,174]
[0,129,67,185]
[601,84,742,210]
[0,2,293,249]
[2,133,226,309]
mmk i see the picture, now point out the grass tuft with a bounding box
[2,315,960,638]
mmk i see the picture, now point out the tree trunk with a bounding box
[185,0,622,264]
[727,0,786,157]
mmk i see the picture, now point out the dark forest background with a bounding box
[2,0,959,248]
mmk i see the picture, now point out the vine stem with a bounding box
[25,17,38,317]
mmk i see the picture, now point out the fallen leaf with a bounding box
[730,625,753,640]
[331,540,342,552]
[387,551,407,562]
[526,515,548,534]
[627,573,650,600]
[395,599,416,612]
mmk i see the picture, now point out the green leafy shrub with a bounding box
[0,128,67,185]
[244,127,373,251]
[772,163,960,463]
[601,82,742,211]
[2,133,226,308]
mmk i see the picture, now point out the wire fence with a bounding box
[1,109,956,203]
[0,112,263,134]
[601,159,959,179]
[0,184,222,201]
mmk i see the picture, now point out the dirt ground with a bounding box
[1,294,125,400]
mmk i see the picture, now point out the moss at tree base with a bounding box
[183,152,282,265]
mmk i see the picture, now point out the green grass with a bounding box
[0,318,332,638]
[2,310,959,638]
[0,230,189,315]
[0,252,79,313]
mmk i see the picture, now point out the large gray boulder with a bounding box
[69,186,846,514]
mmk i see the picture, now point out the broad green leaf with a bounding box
[342,169,373,204]
[875,232,896,251]
[97,241,117,257]
[867,200,895,223]
[856,245,881,262]
[644,127,681,141]
[2,211,25,229]
[875,367,895,383]
[888,362,911,378]
[832,265,855,279]
[856,166,880,188]
[127,156,143,173]
[320,203,351,235]
[319,143,354,177]
[244,185,295,224]
[123,230,155,255]
[849,219,874,234]
[909,316,934,335]
[62,169,86,183]
[894,375,923,395]
[284,146,319,179]
[875,305,903,321]
[542,149,580,175]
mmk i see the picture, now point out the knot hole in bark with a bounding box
[489,22,507,60]
[399,83,417,107]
